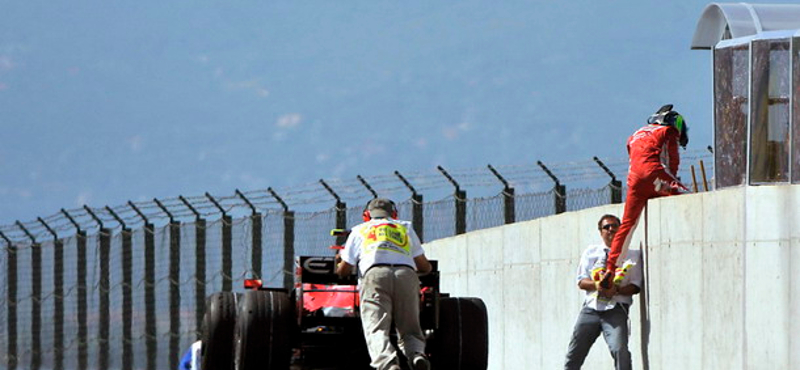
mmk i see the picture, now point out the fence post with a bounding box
[269,188,295,291]
[320,179,348,245]
[1,230,17,370]
[84,206,110,370]
[394,171,424,242]
[237,190,262,279]
[38,218,64,370]
[488,164,515,224]
[700,160,709,191]
[357,175,379,199]
[437,166,467,235]
[107,206,133,370]
[206,193,233,292]
[62,209,88,370]
[179,196,206,337]
[593,156,622,204]
[155,198,181,370]
[537,161,567,214]
[16,221,41,370]
[128,202,157,370]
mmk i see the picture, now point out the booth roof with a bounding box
[691,3,800,50]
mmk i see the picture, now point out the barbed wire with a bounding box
[0,150,712,244]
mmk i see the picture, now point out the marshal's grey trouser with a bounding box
[360,265,425,370]
[564,303,631,370]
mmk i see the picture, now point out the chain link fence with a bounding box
[0,152,712,370]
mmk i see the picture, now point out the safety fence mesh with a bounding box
[0,152,712,369]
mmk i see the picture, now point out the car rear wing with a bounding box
[296,256,439,288]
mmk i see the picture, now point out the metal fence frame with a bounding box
[0,153,713,369]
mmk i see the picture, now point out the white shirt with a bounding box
[576,244,643,311]
[340,218,424,276]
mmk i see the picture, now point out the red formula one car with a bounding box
[200,232,489,370]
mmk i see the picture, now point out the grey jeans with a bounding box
[564,303,631,370]
[360,265,425,370]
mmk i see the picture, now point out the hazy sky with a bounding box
[1,1,792,227]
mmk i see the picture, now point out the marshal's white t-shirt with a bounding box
[576,244,643,311]
[340,218,424,276]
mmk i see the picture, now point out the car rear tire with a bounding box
[429,297,489,370]
[234,290,294,370]
[201,291,237,370]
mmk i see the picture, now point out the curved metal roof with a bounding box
[691,3,800,49]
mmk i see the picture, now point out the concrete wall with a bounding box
[422,185,800,370]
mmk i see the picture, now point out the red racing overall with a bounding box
[605,124,685,272]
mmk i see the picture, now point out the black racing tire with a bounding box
[201,291,237,370]
[234,290,294,370]
[429,297,489,370]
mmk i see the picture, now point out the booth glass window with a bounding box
[750,38,791,183]
[793,37,800,183]
[714,45,749,187]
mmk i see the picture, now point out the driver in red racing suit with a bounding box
[601,104,689,287]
